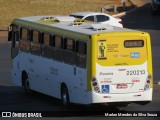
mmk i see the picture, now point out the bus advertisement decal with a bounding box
[130,52,140,58]
[98,40,107,59]
[116,84,128,89]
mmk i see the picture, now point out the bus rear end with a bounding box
[88,31,152,105]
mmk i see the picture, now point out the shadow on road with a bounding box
[122,3,160,31]
[0,85,62,111]
[0,85,125,116]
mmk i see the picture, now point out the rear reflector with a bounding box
[134,94,141,97]
[103,96,111,98]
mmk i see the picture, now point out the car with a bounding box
[151,0,160,15]
[69,12,123,28]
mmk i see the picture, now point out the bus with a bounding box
[8,15,153,106]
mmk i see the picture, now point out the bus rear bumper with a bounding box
[86,88,152,104]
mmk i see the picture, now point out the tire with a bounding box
[24,78,31,94]
[61,85,70,106]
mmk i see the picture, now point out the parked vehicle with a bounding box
[151,0,160,15]
[70,12,123,27]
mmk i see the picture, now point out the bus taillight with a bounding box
[144,74,151,91]
[92,77,100,93]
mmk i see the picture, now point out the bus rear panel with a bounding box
[87,31,152,104]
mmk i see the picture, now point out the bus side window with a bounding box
[12,26,19,48]
[52,36,63,61]
[41,33,52,59]
[30,30,41,55]
[19,28,30,52]
[21,28,30,40]
[51,35,55,47]
[76,41,87,68]
[64,38,75,65]
[11,25,19,58]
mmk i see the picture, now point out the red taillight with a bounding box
[92,77,100,93]
[144,74,151,91]
[147,80,150,84]
[119,21,123,24]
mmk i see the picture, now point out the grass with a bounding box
[0,0,131,28]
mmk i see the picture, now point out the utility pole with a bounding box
[122,0,126,11]
[114,4,117,13]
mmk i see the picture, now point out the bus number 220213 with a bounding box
[126,70,145,75]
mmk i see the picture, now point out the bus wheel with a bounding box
[24,79,31,94]
[61,85,70,106]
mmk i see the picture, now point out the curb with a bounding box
[0,29,8,31]
[112,8,137,17]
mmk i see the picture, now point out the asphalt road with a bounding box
[0,2,160,119]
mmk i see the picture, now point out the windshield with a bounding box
[69,15,84,19]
